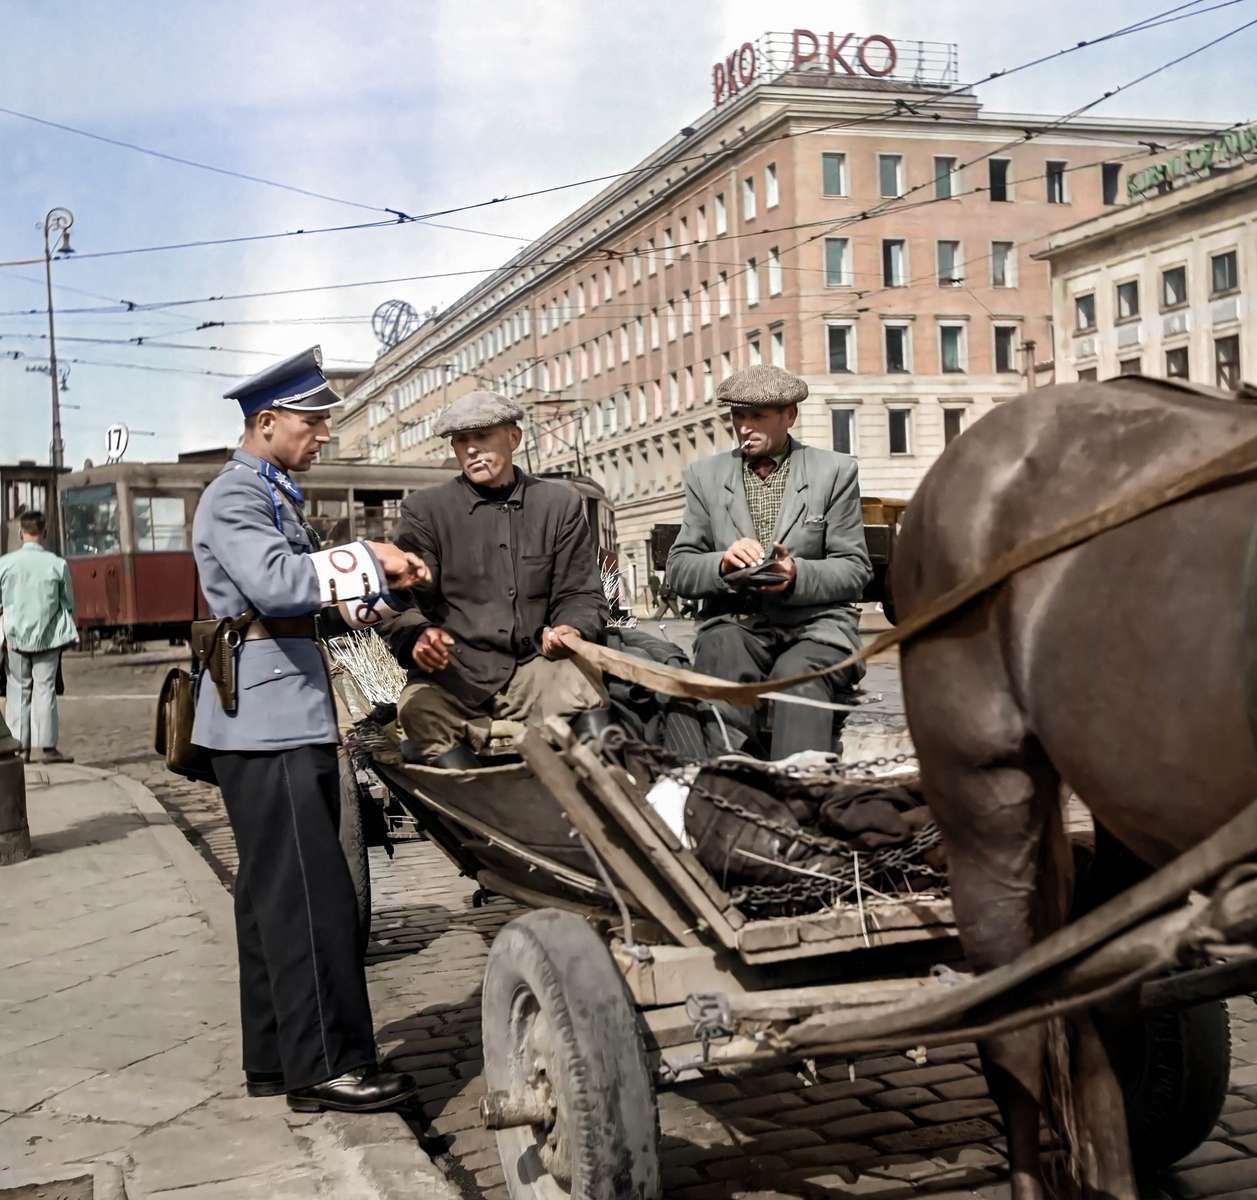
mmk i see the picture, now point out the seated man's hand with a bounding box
[368,541,430,590]
[541,624,581,659]
[757,544,796,594]
[720,537,765,576]
[411,627,455,673]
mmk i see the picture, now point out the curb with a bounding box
[109,769,460,1200]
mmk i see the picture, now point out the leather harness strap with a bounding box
[561,429,1257,706]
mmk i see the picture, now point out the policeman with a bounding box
[192,347,424,1112]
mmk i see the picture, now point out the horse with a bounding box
[890,375,1257,1199]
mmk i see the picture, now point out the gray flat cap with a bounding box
[433,390,524,437]
[716,365,808,408]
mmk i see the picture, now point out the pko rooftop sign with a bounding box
[1126,121,1257,200]
[712,30,959,108]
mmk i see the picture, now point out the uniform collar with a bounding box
[231,448,305,506]
[18,541,46,552]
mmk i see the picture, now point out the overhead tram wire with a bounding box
[0,330,372,365]
[0,351,239,378]
[0,0,1242,278]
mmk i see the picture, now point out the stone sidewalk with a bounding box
[0,763,454,1200]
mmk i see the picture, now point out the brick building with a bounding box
[341,30,1216,604]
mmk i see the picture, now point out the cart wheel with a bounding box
[337,748,372,952]
[1122,999,1230,1171]
[482,909,660,1200]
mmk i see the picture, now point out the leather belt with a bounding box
[242,615,318,641]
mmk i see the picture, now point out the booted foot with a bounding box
[40,748,74,763]
[245,1070,286,1098]
[287,1065,417,1113]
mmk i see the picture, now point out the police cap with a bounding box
[224,346,341,418]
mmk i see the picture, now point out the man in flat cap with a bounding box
[666,364,872,759]
[387,390,610,766]
[192,346,424,1114]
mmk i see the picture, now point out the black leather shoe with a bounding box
[287,1065,418,1113]
[570,708,614,743]
[245,1070,286,1098]
[433,744,483,770]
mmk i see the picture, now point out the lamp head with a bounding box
[56,230,73,255]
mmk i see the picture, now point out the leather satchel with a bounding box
[154,666,215,784]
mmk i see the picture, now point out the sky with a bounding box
[2,0,1256,467]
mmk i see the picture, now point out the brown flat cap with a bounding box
[433,390,524,437]
[715,364,808,408]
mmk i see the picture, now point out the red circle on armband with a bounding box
[329,548,358,573]
[356,603,381,626]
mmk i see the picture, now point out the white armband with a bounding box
[309,541,383,605]
[339,592,406,632]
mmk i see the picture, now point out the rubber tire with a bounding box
[337,748,372,951]
[1122,999,1231,1171]
[1069,834,1231,1170]
[482,909,660,1200]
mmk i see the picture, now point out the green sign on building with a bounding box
[1127,122,1257,200]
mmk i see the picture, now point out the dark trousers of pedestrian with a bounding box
[212,744,377,1090]
[692,623,853,760]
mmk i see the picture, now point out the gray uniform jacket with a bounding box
[665,439,872,653]
[191,450,337,752]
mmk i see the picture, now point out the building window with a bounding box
[879,154,903,198]
[634,317,645,355]
[765,162,779,208]
[827,324,854,373]
[1161,266,1188,310]
[884,325,910,373]
[992,242,1016,288]
[647,238,657,275]
[684,365,695,406]
[679,216,690,256]
[747,334,762,366]
[700,283,712,326]
[632,251,642,285]
[636,386,647,423]
[746,259,760,306]
[831,409,856,455]
[939,324,966,373]
[825,237,851,287]
[1075,293,1096,332]
[934,156,957,200]
[882,239,906,287]
[768,247,783,296]
[943,408,966,445]
[715,193,727,235]
[650,309,660,349]
[1211,250,1239,297]
[743,177,757,221]
[1116,280,1140,322]
[1165,346,1190,378]
[1216,335,1241,390]
[663,227,674,265]
[668,371,679,413]
[888,408,912,455]
[994,325,1019,373]
[822,152,847,196]
[682,290,693,334]
[703,359,714,401]
[1103,162,1122,206]
[696,205,707,242]
[989,159,1011,202]
[1119,356,1142,376]
[937,240,963,287]
[720,351,733,379]
[718,272,731,316]
[666,300,677,342]
[770,326,786,367]
[1077,367,1098,383]
[1046,161,1067,204]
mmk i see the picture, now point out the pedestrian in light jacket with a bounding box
[0,511,77,762]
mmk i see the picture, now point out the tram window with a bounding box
[352,491,402,541]
[63,485,120,556]
[132,495,188,552]
[304,491,351,545]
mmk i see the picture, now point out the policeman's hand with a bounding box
[368,542,430,589]
[541,624,581,660]
[411,627,455,673]
[757,544,797,594]
[720,537,765,576]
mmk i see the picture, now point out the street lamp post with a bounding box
[42,208,74,470]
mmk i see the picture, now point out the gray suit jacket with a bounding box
[191,450,337,752]
[665,439,872,655]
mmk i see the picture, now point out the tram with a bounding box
[58,453,618,645]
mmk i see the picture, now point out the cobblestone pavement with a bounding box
[59,649,1257,1199]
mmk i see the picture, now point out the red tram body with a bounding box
[58,455,618,644]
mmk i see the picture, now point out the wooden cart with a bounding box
[351,711,1253,1200]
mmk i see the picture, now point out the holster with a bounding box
[190,610,256,717]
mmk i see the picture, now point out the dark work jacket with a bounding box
[388,470,608,707]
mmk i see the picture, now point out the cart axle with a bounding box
[480,1084,553,1130]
